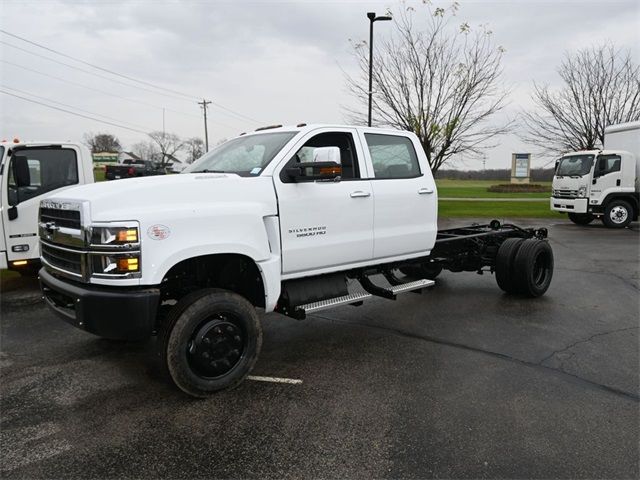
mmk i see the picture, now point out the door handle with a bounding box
[418,188,434,195]
[350,191,371,198]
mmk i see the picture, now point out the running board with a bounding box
[294,291,372,319]
[360,276,435,300]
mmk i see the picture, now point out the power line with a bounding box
[1,60,237,130]
[1,89,149,135]
[0,29,199,101]
[0,40,194,103]
[2,58,196,119]
[1,30,263,125]
[1,84,153,131]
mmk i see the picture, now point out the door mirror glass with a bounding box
[311,146,341,164]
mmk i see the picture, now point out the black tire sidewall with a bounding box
[495,237,525,293]
[603,200,633,228]
[513,239,554,297]
[162,289,262,397]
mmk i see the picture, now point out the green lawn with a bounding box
[436,179,551,198]
[439,200,562,218]
[434,179,560,218]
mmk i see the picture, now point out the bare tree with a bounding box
[184,137,205,164]
[83,132,122,153]
[522,44,640,154]
[148,131,184,168]
[345,4,511,172]
[131,140,161,162]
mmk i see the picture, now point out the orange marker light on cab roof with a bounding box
[13,138,20,143]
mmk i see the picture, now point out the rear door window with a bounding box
[365,134,421,179]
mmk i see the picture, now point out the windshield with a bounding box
[556,155,594,177]
[184,132,297,177]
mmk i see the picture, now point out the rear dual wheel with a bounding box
[158,289,262,397]
[495,238,553,297]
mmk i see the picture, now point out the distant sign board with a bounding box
[515,154,529,178]
[511,153,531,184]
[92,153,118,163]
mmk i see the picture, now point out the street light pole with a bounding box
[367,11,392,127]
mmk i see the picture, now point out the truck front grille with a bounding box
[40,207,81,229]
[553,189,578,199]
[41,242,83,277]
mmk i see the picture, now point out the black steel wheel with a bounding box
[495,237,525,293]
[512,239,554,297]
[568,213,595,225]
[602,200,633,228]
[158,288,261,397]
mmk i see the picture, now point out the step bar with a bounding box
[293,276,435,319]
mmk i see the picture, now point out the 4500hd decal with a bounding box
[288,226,327,238]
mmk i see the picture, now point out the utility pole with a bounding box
[198,99,211,151]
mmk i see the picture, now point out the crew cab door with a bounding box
[274,128,374,275]
[0,146,82,265]
[360,131,438,258]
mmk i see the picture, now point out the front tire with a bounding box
[602,200,633,228]
[158,289,262,397]
[568,213,594,225]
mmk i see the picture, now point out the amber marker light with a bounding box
[117,257,139,272]
[12,260,28,266]
[116,229,138,243]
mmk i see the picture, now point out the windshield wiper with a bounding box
[192,169,226,173]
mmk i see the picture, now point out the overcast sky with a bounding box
[1,0,638,169]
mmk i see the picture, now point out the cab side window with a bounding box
[281,132,360,182]
[8,148,78,204]
[365,134,421,179]
[595,154,621,177]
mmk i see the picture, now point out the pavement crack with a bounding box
[310,313,640,403]
[537,327,639,366]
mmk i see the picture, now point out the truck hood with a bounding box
[47,173,278,221]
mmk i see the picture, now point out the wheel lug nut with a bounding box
[203,337,211,345]
[234,335,241,343]
[226,326,234,333]
[202,352,210,359]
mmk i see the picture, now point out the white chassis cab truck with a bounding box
[0,140,94,274]
[551,121,640,228]
[38,125,554,397]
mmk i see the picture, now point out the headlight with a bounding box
[91,253,140,275]
[578,186,587,198]
[91,226,139,245]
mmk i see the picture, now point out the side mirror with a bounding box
[286,161,342,182]
[8,206,18,220]
[312,146,341,163]
[12,155,31,188]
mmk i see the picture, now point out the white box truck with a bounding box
[551,121,640,228]
[0,140,94,274]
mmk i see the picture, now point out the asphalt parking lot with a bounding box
[1,218,638,479]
